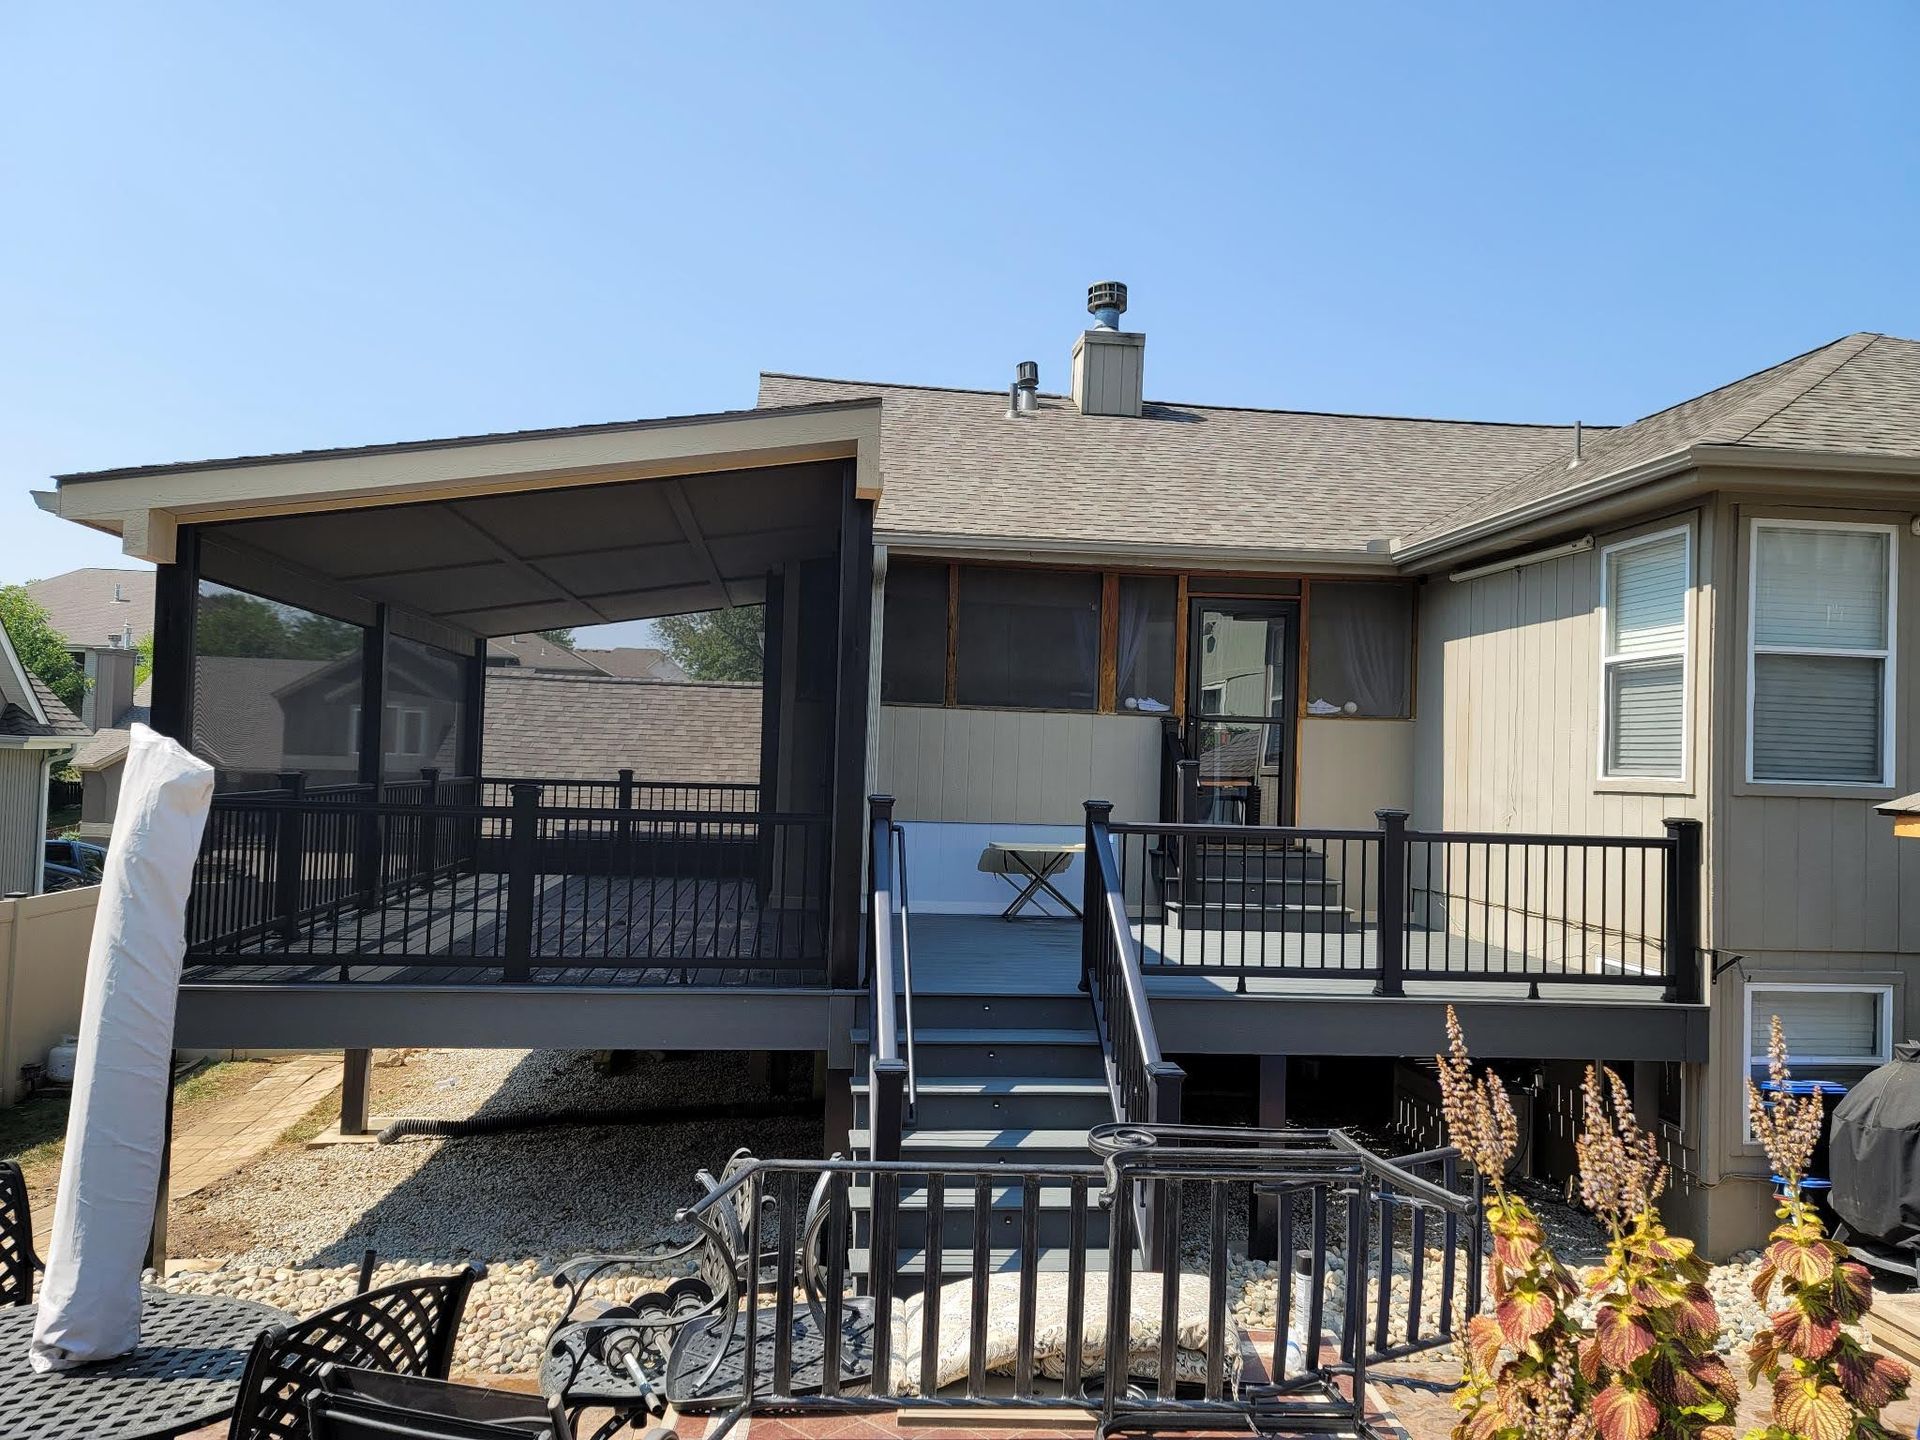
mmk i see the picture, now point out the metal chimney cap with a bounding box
[1087,281,1128,327]
[1015,360,1039,389]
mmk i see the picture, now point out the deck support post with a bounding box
[1662,818,1703,1004]
[1251,1054,1288,1259]
[340,1048,373,1136]
[827,472,875,991]
[1372,808,1408,997]
[503,783,540,983]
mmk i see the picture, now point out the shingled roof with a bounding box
[0,621,88,741]
[758,373,1582,562]
[23,567,153,649]
[482,670,759,783]
[1398,333,1920,551]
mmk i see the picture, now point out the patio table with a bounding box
[0,1287,287,1440]
[980,840,1085,920]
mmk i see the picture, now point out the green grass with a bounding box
[0,1094,71,1175]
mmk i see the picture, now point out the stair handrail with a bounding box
[889,820,918,1118]
[864,795,909,1162]
[1081,800,1184,1140]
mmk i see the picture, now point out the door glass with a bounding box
[1192,604,1291,825]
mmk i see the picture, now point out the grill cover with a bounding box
[1831,1041,1920,1248]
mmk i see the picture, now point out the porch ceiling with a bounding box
[201,460,843,638]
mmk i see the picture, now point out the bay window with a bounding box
[1600,527,1690,779]
[1747,520,1896,785]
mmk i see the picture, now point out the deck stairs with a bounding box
[1161,835,1355,934]
[847,982,1123,1285]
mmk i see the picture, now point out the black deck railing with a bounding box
[480,773,760,814]
[1097,808,1704,1001]
[185,773,828,984]
[669,1126,1481,1440]
[864,795,909,1162]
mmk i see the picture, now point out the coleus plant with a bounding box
[1745,1016,1909,1440]
[1439,1007,1594,1440]
[1574,1064,1738,1440]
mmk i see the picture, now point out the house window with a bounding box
[1600,527,1690,779]
[1747,520,1896,785]
[1115,575,1176,714]
[954,567,1101,711]
[881,560,949,704]
[1306,583,1413,719]
[1744,983,1892,1141]
[346,705,428,757]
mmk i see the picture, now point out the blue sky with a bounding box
[3,3,1915,646]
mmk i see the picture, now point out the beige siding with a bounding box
[1413,513,1712,843]
[876,707,1159,824]
[0,750,49,897]
[1297,719,1413,826]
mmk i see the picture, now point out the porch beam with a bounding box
[442,504,614,624]
[827,465,875,991]
[663,478,736,608]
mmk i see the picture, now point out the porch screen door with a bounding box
[1187,599,1298,826]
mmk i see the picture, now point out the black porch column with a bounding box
[149,525,200,745]
[826,466,875,991]
[358,605,390,788]
[460,637,487,780]
[756,568,785,896]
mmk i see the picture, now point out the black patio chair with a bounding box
[307,1364,580,1440]
[542,1152,868,1417]
[0,1160,44,1307]
[227,1263,484,1440]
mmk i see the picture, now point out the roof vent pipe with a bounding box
[1568,420,1583,469]
[1087,281,1128,331]
[1014,360,1040,414]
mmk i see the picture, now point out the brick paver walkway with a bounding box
[165,1054,340,1200]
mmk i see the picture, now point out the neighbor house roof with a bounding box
[0,619,88,741]
[572,647,689,682]
[1398,333,1920,554]
[758,373,1586,563]
[485,635,608,674]
[23,567,153,649]
[482,670,760,783]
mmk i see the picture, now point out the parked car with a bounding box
[42,838,106,891]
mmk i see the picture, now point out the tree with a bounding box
[0,585,86,714]
[657,607,763,681]
[536,627,576,648]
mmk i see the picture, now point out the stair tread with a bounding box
[848,1132,1099,1151]
[850,1076,1110,1096]
[851,1027,1101,1046]
[852,1247,1124,1275]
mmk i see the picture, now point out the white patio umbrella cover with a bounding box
[30,725,214,1372]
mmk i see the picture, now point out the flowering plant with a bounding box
[1744,1017,1908,1440]
[1440,1007,1593,1440]
[1575,1065,1737,1440]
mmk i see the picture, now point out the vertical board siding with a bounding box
[0,752,46,896]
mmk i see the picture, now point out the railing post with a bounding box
[352,776,381,911]
[1175,760,1199,888]
[870,1059,907,1164]
[1662,817,1703,1004]
[1141,1060,1185,1269]
[616,767,635,859]
[503,783,540,983]
[414,767,440,888]
[273,772,305,941]
[1373,808,1408,997]
[1081,800,1113,994]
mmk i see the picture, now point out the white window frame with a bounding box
[1597,524,1692,784]
[1745,517,1899,787]
[1741,980,1894,1143]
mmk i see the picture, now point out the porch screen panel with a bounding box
[190,581,364,790]
[1749,524,1892,784]
[881,560,948,704]
[954,567,1100,711]
[1305,583,1412,718]
[1116,575,1176,713]
[383,635,469,779]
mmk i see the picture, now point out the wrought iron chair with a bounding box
[543,1151,867,1421]
[227,1264,484,1440]
[0,1160,44,1307]
[307,1364,581,1440]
